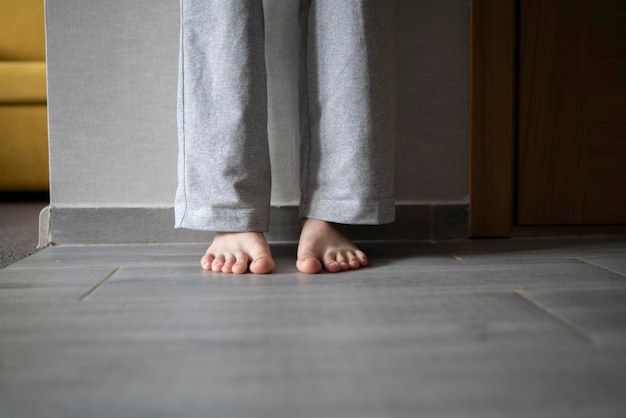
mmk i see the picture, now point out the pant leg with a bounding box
[299,0,396,225]
[175,0,271,232]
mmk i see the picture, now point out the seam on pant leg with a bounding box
[299,0,312,211]
[178,0,189,225]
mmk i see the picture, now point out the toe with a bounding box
[211,254,225,272]
[322,252,341,273]
[355,250,368,267]
[346,251,361,269]
[231,252,250,274]
[250,256,275,274]
[335,252,350,271]
[296,252,323,274]
[221,254,237,273]
[201,253,214,270]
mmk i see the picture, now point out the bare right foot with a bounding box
[201,232,275,274]
[296,218,368,274]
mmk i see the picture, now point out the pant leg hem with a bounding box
[300,198,395,225]
[175,208,269,232]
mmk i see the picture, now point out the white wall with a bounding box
[45,0,468,210]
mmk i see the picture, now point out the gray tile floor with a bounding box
[1,237,626,418]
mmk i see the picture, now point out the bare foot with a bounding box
[201,232,275,274]
[296,218,368,274]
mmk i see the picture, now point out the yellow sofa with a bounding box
[0,0,49,191]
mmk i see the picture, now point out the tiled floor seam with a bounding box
[576,257,626,279]
[514,290,595,345]
[3,263,200,271]
[80,267,122,301]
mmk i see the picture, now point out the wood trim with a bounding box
[468,0,516,237]
[514,225,626,237]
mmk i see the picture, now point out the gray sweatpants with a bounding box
[175,0,395,232]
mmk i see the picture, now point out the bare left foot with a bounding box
[201,232,275,274]
[296,218,368,274]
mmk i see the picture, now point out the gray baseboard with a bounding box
[43,204,468,246]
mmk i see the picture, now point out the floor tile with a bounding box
[436,237,626,261]
[1,345,625,418]
[523,289,626,345]
[91,259,626,301]
[5,241,452,269]
[579,255,626,277]
[2,238,626,418]
[0,266,117,301]
[0,290,584,358]
[5,244,206,269]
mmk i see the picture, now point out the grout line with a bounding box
[5,263,202,271]
[431,241,463,261]
[575,257,626,280]
[514,290,595,346]
[80,267,121,301]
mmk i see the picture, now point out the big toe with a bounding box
[296,256,323,274]
[250,257,275,274]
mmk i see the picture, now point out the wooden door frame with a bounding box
[469,0,516,237]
